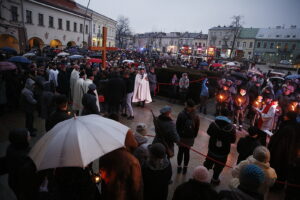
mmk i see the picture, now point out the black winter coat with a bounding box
[207,118,236,156]
[105,77,126,104]
[46,109,71,131]
[82,92,100,115]
[172,179,218,200]
[237,136,261,164]
[57,70,69,95]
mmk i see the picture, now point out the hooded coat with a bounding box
[21,78,37,113]
[172,179,218,200]
[206,116,236,156]
[132,73,152,103]
[200,78,209,97]
[5,128,38,200]
[268,119,300,181]
[230,156,277,194]
[142,157,172,200]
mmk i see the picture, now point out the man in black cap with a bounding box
[45,94,71,131]
[153,105,179,158]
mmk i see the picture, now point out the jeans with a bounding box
[177,146,190,166]
[126,92,134,116]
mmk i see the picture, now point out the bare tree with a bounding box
[229,15,243,59]
[116,16,131,49]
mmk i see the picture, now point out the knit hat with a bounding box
[192,166,210,183]
[148,143,166,159]
[253,146,270,163]
[160,105,172,114]
[239,164,265,191]
[136,123,147,136]
[88,83,96,91]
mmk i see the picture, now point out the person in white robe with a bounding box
[72,71,85,112]
[132,66,152,107]
[70,65,80,99]
[82,72,100,113]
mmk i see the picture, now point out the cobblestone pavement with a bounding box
[0,98,284,200]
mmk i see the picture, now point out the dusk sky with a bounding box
[76,0,300,34]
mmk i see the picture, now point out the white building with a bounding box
[0,0,116,53]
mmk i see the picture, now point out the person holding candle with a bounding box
[233,87,249,131]
[215,84,232,116]
[251,95,264,126]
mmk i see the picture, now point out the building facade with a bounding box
[254,26,300,63]
[134,32,207,55]
[0,0,116,53]
[236,28,259,59]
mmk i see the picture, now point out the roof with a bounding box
[32,0,91,18]
[256,27,300,40]
[209,26,236,30]
[238,28,259,38]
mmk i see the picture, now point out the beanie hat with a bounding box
[88,83,97,91]
[239,164,265,191]
[253,146,270,163]
[160,105,172,114]
[148,143,166,159]
[192,166,210,183]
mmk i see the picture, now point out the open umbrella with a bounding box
[285,74,300,80]
[231,72,248,81]
[88,58,102,63]
[57,52,69,57]
[8,56,31,64]
[226,62,236,66]
[122,59,134,63]
[69,55,84,59]
[200,62,208,66]
[34,56,50,62]
[29,114,129,171]
[0,47,17,54]
[23,52,36,57]
[211,63,223,67]
[0,61,17,71]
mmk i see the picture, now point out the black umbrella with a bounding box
[231,72,248,81]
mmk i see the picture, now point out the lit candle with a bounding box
[67,111,71,115]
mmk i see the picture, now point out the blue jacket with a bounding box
[200,78,209,97]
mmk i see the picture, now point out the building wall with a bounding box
[236,38,255,59]
[23,0,91,48]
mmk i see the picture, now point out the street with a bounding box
[0,97,284,200]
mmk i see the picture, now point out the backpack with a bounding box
[182,113,196,138]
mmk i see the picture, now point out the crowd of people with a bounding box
[0,48,299,200]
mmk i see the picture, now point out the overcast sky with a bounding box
[76,0,300,34]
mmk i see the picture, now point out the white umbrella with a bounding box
[122,59,134,63]
[57,52,70,57]
[29,114,129,171]
[226,62,236,66]
[23,52,35,57]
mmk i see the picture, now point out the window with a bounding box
[26,10,32,24]
[277,43,281,48]
[85,25,88,34]
[284,43,288,50]
[195,42,197,46]
[66,20,70,31]
[80,24,83,33]
[292,44,296,50]
[11,6,18,22]
[286,35,290,38]
[218,41,221,45]
[292,35,296,38]
[203,43,205,47]
[257,42,261,48]
[73,22,77,32]
[93,24,96,33]
[276,35,280,38]
[270,43,274,49]
[49,16,54,28]
[58,18,62,30]
[263,42,267,48]
[38,13,44,26]
[237,41,240,47]
[242,42,246,48]
[230,41,233,46]
[249,42,253,48]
